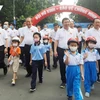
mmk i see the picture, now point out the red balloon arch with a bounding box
[32,5,100,25]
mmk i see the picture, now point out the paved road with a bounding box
[0,59,100,100]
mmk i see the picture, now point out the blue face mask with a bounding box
[3,25,8,29]
[10,26,13,29]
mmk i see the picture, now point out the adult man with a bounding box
[54,18,76,88]
[85,18,100,83]
[20,17,38,77]
[70,21,78,38]
[3,21,12,57]
[77,26,85,53]
[50,23,59,68]
[9,23,19,38]
[40,24,51,43]
[0,28,8,75]
[18,21,26,66]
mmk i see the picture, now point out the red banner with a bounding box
[32,5,100,25]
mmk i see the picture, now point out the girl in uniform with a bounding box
[30,32,47,92]
[8,36,21,85]
[43,35,52,72]
[63,38,84,100]
[82,36,100,97]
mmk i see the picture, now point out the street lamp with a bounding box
[0,5,3,11]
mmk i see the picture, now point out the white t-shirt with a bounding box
[50,29,58,42]
[77,31,84,42]
[63,52,83,65]
[55,27,77,49]
[4,28,12,47]
[18,27,25,47]
[70,27,78,38]
[85,27,100,48]
[0,29,8,46]
[10,29,19,38]
[82,48,100,62]
[40,28,51,43]
[21,26,38,45]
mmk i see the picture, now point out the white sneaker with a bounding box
[91,85,94,90]
[85,92,90,97]
[11,79,15,85]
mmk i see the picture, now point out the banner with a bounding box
[32,5,100,25]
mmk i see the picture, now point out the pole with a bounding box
[13,0,16,25]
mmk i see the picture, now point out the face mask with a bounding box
[3,25,8,29]
[43,40,48,44]
[34,38,39,43]
[12,43,18,47]
[69,46,77,52]
[10,26,13,29]
[88,43,95,48]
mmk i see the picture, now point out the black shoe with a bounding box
[3,67,8,75]
[68,96,72,100]
[39,81,43,84]
[25,74,31,77]
[30,88,36,92]
[52,64,57,69]
[60,83,65,89]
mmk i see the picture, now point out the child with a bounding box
[63,38,84,100]
[30,32,47,92]
[82,36,100,97]
[8,36,21,85]
[43,35,52,72]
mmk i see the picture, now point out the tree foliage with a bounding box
[0,0,60,27]
[70,0,100,22]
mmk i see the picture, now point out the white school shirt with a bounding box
[4,28,12,47]
[21,26,38,45]
[77,31,84,42]
[10,29,19,38]
[85,27,100,48]
[82,48,100,62]
[18,27,25,47]
[63,52,83,65]
[0,28,8,46]
[55,28,77,49]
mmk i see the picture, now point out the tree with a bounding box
[0,0,60,27]
[70,0,100,22]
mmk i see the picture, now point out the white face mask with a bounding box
[13,43,18,47]
[88,43,95,48]
[69,46,77,52]
[43,40,48,43]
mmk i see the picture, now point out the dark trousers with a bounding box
[52,42,58,67]
[8,47,10,57]
[96,48,100,74]
[20,47,25,64]
[57,47,66,83]
[31,60,43,89]
[0,45,6,69]
[24,44,32,75]
[46,51,50,69]
[78,41,82,53]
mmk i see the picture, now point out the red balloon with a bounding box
[32,5,100,25]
